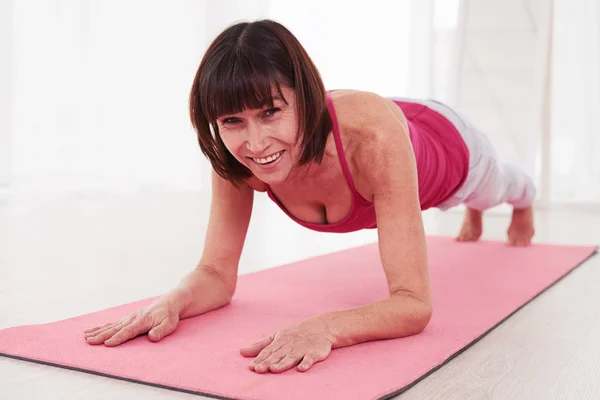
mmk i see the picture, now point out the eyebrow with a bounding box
[218,96,285,119]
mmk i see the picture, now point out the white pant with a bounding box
[394,98,537,211]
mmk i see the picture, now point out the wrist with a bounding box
[319,311,353,349]
[166,286,193,318]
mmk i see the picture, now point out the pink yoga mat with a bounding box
[0,236,596,399]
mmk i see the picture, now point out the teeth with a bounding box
[253,151,282,165]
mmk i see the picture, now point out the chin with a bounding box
[254,169,291,185]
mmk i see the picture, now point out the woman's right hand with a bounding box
[83,290,189,347]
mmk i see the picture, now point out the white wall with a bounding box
[444,0,600,205]
[9,0,209,193]
[550,0,600,203]
[449,0,548,182]
[0,0,12,188]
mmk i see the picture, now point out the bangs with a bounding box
[199,50,288,122]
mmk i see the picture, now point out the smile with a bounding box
[251,151,284,165]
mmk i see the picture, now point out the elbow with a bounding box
[401,304,432,337]
[197,264,237,303]
[210,283,235,311]
[411,302,432,334]
[391,292,433,336]
[218,282,236,306]
[222,288,235,304]
[224,280,238,301]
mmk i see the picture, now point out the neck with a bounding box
[267,158,327,190]
[272,133,337,188]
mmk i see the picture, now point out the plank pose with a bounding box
[84,20,536,374]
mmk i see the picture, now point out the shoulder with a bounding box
[329,90,408,135]
[329,90,411,158]
[329,90,416,200]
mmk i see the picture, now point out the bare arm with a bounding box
[176,169,254,319]
[322,93,432,346]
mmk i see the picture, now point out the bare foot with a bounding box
[507,206,535,246]
[456,208,483,242]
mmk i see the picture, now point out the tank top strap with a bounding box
[326,92,368,203]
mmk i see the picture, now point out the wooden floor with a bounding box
[0,189,598,400]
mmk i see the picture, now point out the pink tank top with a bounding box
[266,92,469,233]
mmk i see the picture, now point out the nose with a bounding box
[245,123,269,155]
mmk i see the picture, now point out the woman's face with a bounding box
[216,86,301,185]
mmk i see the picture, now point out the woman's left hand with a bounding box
[240,316,336,373]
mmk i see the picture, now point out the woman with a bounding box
[83,19,535,374]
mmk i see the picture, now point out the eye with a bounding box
[222,117,240,125]
[264,108,280,117]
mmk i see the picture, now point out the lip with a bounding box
[249,150,284,170]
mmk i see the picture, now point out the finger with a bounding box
[84,321,121,338]
[298,351,328,372]
[104,315,153,347]
[84,322,113,334]
[240,334,274,358]
[253,351,287,374]
[84,314,133,339]
[85,322,127,345]
[248,341,283,370]
[148,316,178,342]
[269,353,303,374]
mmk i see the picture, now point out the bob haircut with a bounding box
[189,19,333,186]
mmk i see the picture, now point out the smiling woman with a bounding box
[189,20,332,187]
[84,19,538,375]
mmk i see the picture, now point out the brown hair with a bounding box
[189,19,332,186]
